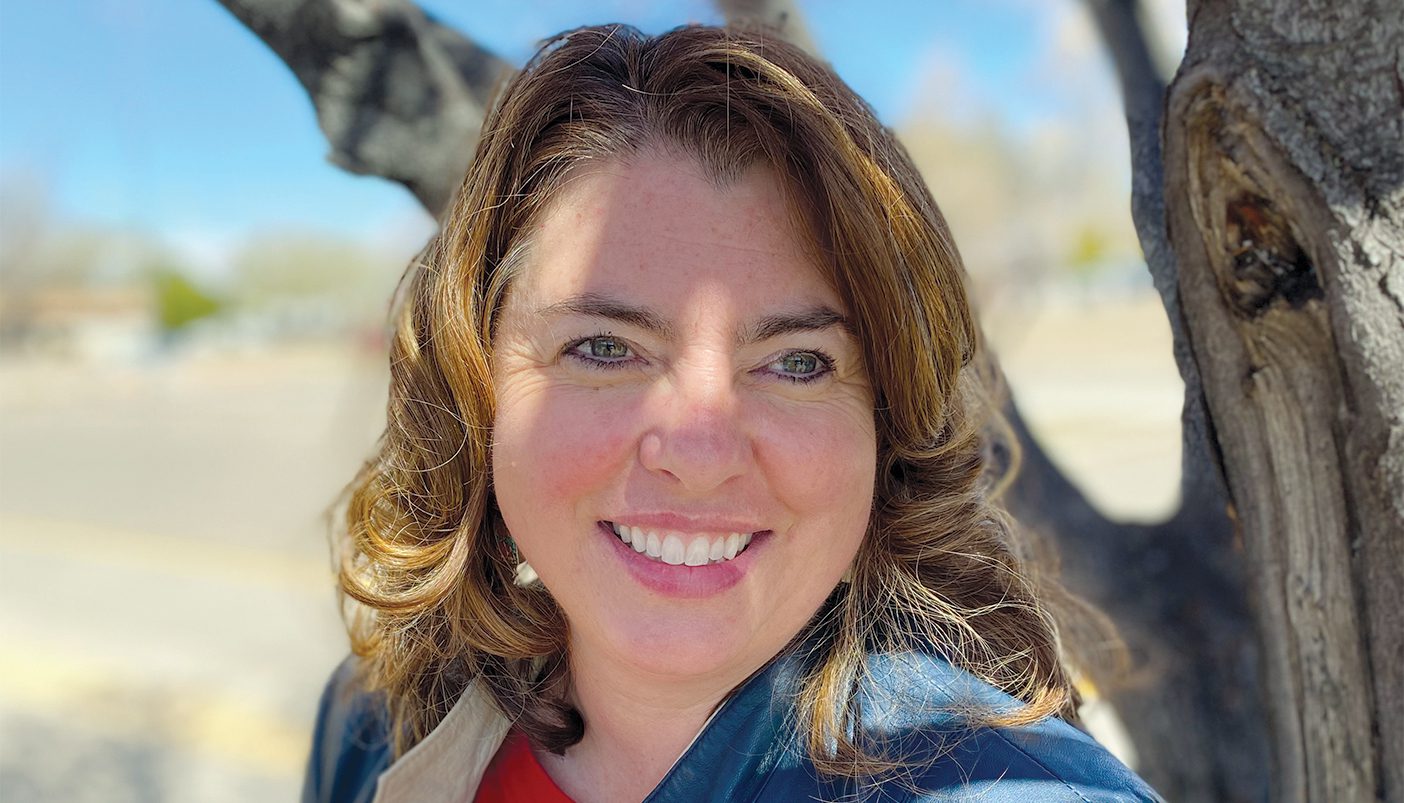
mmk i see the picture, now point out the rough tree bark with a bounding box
[1162,1,1404,800]
[217,0,1401,800]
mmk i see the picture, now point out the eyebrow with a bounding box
[534,292,854,345]
[537,293,674,338]
[746,306,854,343]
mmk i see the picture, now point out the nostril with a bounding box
[638,431,666,470]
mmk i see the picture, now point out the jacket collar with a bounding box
[370,679,512,803]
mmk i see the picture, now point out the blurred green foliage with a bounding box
[151,268,222,332]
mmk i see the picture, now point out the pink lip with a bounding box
[597,521,771,598]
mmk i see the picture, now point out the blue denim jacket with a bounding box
[304,649,1163,802]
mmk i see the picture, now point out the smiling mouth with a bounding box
[604,522,759,566]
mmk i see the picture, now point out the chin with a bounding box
[591,604,763,681]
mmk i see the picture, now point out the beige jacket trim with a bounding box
[370,680,512,803]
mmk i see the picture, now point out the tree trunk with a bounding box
[1163,1,1404,800]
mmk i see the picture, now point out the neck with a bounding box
[535,644,746,803]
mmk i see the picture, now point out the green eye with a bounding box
[780,352,820,375]
[768,349,835,384]
[589,337,630,359]
[562,334,638,371]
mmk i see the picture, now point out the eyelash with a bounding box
[561,333,837,385]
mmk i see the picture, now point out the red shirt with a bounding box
[473,728,575,803]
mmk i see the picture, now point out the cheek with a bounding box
[493,385,643,513]
[754,402,877,521]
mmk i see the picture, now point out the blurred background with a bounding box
[0,1,1187,800]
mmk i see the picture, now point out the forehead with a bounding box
[511,152,842,314]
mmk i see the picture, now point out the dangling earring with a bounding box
[514,559,540,587]
[504,534,539,587]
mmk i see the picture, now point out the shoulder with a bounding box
[845,652,1164,802]
[301,656,394,803]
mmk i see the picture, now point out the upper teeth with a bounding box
[609,523,754,566]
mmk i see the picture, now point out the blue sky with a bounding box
[0,1,1137,269]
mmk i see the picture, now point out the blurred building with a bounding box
[0,285,158,361]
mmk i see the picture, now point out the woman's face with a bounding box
[491,151,876,685]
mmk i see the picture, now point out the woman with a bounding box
[304,23,1161,803]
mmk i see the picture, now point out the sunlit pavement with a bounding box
[0,346,382,802]
[0,515,340,801]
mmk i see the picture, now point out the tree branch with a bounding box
[1085,0,1225,515]
[214,0,512,216]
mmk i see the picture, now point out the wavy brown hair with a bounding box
[335,22,1081,777]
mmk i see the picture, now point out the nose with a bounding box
[638,369,752,494]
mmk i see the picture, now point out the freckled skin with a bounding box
[490,152,876,685]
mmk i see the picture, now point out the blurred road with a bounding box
[0,294,1182,801]
[0,346,386,802]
